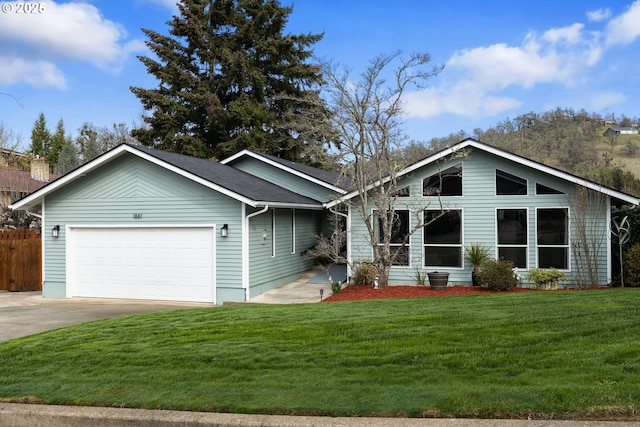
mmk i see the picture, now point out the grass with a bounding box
[1,289,640,419]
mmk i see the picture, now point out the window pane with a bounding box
[496,170,527,195]
[497,209,527,245]
[424,210,461,244]
[378,210,409,244]
[537,208,567,245]
[536,183,565,195]
[425,246,462,268]
[498,247,527,269]
[423,163,462,196]
[392,245,410,266]
[538,247,568,269]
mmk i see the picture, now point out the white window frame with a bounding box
[535,207,570,271]
[373,209,411,267]
[495,169,528,196]
[495,207,529,269]
[423,208,464,269]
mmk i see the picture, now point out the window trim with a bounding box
[423,209,464,269]
[423,162,463,197]
[535,207,570,271]
[495,169,528,196]
[495,207,529,269]
[535,182,566,195]
[373,209,411,267]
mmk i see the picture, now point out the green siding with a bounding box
[247,207,321,296]
[231,157,337,202]
[43,154,243,302]
[349,148,612,287]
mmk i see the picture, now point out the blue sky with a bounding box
[1,0,639,152]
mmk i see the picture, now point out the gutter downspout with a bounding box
[243,205,269,301]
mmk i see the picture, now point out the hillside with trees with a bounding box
[422,108,640,197]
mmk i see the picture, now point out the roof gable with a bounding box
[221,149,349,193]
[10,145,323,210]
[328,138,640,207]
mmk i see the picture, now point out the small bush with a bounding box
[330,280,343,294]
[527,268,567,289]
[476,259,517,291]
[623,243,640,287]
[351,262,378,285]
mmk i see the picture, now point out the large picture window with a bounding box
[376,210,410,266]
[496,170,527,195]
[424,210,462,268]
[497,208,527,268]
[537,208,569,269]
[423,163,462,196]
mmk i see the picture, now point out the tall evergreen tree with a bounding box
[49,119,67,170]
[56,138,80,175]
[130,0,330,162]
[30,113,51,158]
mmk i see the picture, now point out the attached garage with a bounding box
[67,226,216,303]
[10,144,331,304]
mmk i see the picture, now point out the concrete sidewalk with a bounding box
[245,268,334,304]
[2,403,640,427]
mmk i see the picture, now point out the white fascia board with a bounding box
[467,140,640,205]
[10,145,259,210]
[256,201,324,210]
[222,149,347,194]
[325,138,640,207]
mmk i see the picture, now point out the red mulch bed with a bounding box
[322,284,611,302]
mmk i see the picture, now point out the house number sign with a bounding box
[133,213,143,219]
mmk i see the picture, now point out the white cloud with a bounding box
[404,22,605,119]
[0,56,66,88]
[0,0,145,87]
[587,8,611,22]
[588,91,628,110]
[605,0,640,46]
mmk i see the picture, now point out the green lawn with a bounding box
[1,289,639,420]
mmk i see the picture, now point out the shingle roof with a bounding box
[0,168,57,193]
[237,150,350,190]
[132,145,323,206]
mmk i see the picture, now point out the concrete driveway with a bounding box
[0,291,211,341]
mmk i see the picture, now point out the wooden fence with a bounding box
[0,229,42,291]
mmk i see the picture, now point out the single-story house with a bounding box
[10,139,640,303]
[10,144,346,304]
[604,127,639,136]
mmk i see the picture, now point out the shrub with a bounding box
[329,279,343,294]
[351,262,378,285]
[527,268,567,290]
[476,259,517,291]
[623,243,640,287]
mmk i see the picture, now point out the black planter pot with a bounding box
[472,270,480,286]
[427,272,449,290]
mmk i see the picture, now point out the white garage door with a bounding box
[68,227,215,303]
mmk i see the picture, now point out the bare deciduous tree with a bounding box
[570,186,608,288]
[319,51,444,287]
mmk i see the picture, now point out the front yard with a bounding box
[0,289,639,420]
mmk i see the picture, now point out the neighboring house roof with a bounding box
[0,168,55,194]
[327,138,640,207]
[604,127,639,134]
[221,149,350,193]
[10,144,324,211]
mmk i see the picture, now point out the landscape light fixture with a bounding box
[51,225,60,238]
[221,224,228,238]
